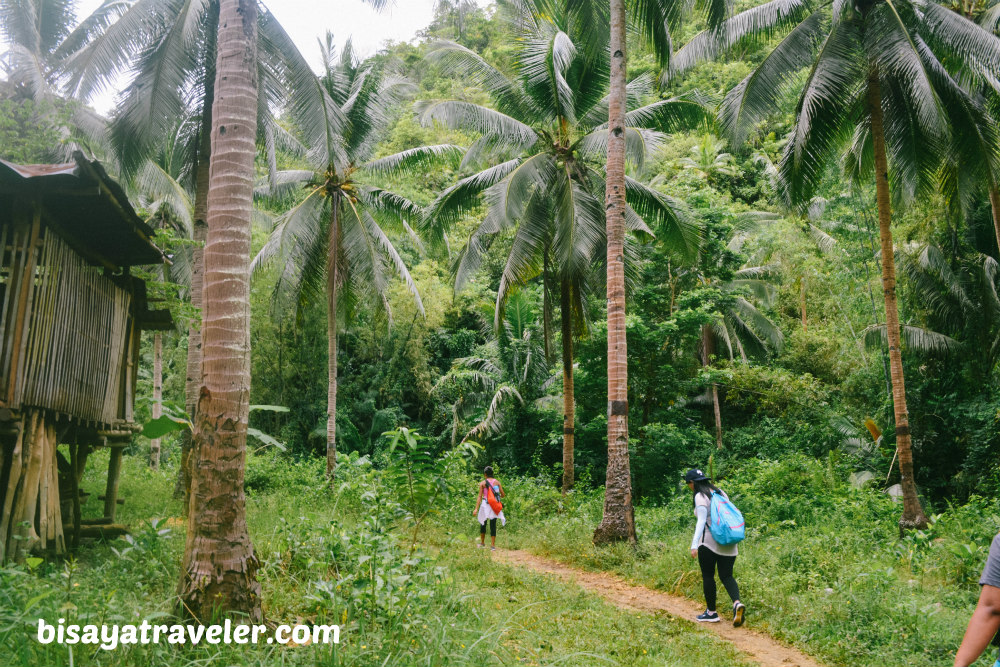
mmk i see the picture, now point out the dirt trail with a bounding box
[494,549,824,667]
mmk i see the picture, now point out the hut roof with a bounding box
[0,151,164,268]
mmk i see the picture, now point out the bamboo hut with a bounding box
[0,152,171,562]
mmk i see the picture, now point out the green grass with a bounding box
[0,450,752,667]
[485,455,1000,667]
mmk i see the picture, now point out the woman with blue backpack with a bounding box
[684,468,746,626]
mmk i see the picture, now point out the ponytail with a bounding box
[691,479,721,507]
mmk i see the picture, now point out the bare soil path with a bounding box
[494,548,825,667]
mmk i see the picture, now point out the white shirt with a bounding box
[691,490,738,557]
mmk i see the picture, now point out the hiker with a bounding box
[685,468,746,627]
[474,466,506,550]
[954,531,1000,667]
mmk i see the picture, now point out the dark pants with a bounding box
[480,518,497,537]
[698,545,740,611]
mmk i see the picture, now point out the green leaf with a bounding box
[249,404,290,413]
[247,427,287,451]
[142,415,191,439]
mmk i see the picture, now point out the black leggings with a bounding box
[480,519,497,537]
[698,546,740,611]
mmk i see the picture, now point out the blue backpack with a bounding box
[709,491,745,545]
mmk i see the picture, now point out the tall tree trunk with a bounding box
[701,325,723,449]
[560,278,575,495]
[175,10,217,502]
[326,196,341,480]
[542,247,553,363]
[989,185,1000,257]
[594,0,636,546]
[867,66,927,532]
[150,332,162,469]
[178,0,262,622]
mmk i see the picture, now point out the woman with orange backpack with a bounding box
[474,466,506,550]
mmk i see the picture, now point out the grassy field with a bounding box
[0,449,751,667]
[490,455,1000,667]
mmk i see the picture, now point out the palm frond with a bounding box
[135,159,193,233]
[671,0,808,78]
[625,96,714,133]
[465,384,524,440]
[521,24,578,122]
[630,0,685,71]
[551,169,604,284]
[732,297,784,352]
[576,127,668,172]
[921,3,1000,93]
[357,208,424,317]
[777,21,864,207]
[718,10,826,145]
[260,8,346,169]
[624,176,701,258]
[423,157,522,241]
[250,187,326,284]
[254,169,314,200]
[425,39,531,118]
[355,185,424,236]
[578,72,655,129]
[861,323,961,356]
[417,100,538,152]
[362,143,464,178]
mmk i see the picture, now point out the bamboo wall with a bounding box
[1,216,136,425]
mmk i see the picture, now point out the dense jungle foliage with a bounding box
[3,0,1000,665]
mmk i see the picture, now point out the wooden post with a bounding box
[69,441,82,550]
[104,439,123,522]
[150,332,162,469]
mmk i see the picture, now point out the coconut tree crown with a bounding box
[672,0,1000,210]
[420,5,710,326]
[252,37,463,317]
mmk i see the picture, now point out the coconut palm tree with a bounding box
[434,292,550,448]
[673,0,1000,532]
[934,0,1000,255]
[864,243,994,371]
[0,0,108,156]
[700,262,785,449]
[253,38,460,480]
[421,7,704,497]
[60,0,330,500]
[177,0,260,621]
[571,0,729,545]
[680,133,739,184]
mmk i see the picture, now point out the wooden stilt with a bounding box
[104,442,123,522]
[69,441,81,551]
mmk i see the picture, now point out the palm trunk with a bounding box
[326,195,341,480]
[178,0,261,622]
[701,325,723,450]
[560,278,575,495]
[594,0,636,546]
[542,247,553,363]
[867,66,927,532]
[989,185,1000,257]
[175,9,217,502]
[150,332,162,469]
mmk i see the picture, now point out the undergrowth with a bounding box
[0,447,747,667]
[486,454,1000,667]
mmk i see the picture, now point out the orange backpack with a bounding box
[485,479,503,514]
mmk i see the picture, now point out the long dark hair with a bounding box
[691,479,721,506]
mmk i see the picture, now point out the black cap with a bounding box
[684,468,709,483]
